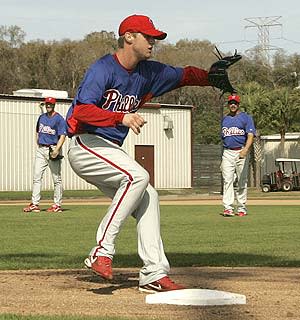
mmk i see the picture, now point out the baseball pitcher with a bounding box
[66,14,242,292]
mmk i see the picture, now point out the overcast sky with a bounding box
[1,0,300,55]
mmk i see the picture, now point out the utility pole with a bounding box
[244,16,282,64]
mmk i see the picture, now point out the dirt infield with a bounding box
[1,267,299,320]
[2,197,300,206]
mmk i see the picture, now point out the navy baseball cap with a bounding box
[118,14,167,40]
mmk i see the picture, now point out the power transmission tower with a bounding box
[244,16,282,64]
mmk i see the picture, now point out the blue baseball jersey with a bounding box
[66,54,183,145]
[37,112,67,145]
[221,112,256,149]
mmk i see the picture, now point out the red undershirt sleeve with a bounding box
[73,104,125,127]
[178,66,211,87]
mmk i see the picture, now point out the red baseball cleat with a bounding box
[46,204,63,213]
[223,209,234,217]
[237,211,247,217]
[23,203,40,213]
[139,276,185,293]
[85,256,113,280]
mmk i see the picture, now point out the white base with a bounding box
[145,289,246,306]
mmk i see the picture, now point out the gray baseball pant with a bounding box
[32,146,63,206]
[221,149,250,212]
[68,134,170,286]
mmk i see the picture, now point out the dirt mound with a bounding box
[0,267,299,320]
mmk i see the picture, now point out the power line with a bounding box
[281,37,300,45]
[215,40,254,45]
[244,16,283,63]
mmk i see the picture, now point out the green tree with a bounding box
[0,41,15,93]
[238,82,269,135]
[267,88,300,143]
[0,25,25,48]
[240,82,300,138]
[47,40,87,96]
[18,40,53,89]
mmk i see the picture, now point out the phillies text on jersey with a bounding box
[102,89,141,112]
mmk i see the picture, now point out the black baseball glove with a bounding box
[208,47,242,95]
[49,147,64,161]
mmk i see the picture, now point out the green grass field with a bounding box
[0,204,299,270]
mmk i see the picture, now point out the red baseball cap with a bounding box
[44,97,56,105]
[118,14,167,40]
[228,95,240,104]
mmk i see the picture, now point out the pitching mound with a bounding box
[0,267,299,320]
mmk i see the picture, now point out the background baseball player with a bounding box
[66,14,241,292]
[221,94,256,217]
[24,97,67,213]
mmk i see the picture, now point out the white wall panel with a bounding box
[0,97,192,190]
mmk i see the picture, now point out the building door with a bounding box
[135,145,155,187]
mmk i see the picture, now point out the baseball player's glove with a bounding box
[49,147,64,161]
[208,47,242,95]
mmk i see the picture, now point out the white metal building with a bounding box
[0,94,193,191]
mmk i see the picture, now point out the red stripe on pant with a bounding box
[76,136,133,253]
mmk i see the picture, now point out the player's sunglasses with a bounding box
[228,101,239,105]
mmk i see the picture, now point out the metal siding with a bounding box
[1,100,37,190]
[123,108,191,188]
[1,98,192,190]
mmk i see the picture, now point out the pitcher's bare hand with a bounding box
[122,114,146,135]
[239,148,249,159]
